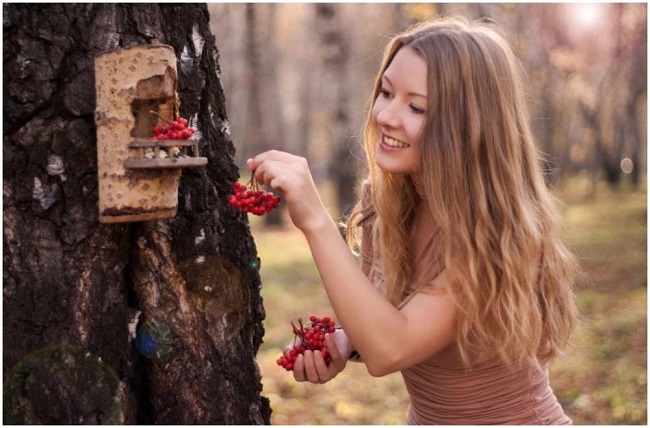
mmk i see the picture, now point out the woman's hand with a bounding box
[284,330,352,384]
[247,150,331,233]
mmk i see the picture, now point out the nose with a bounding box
[374,99,400,129]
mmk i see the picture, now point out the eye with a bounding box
[379,88,393,99]
[409,104,426,114]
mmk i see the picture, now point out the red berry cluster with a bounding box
[229,180,280,216]
[276,315,337,371]
[151,117,195,140]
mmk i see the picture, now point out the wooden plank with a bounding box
[124,157,208,170]
[129,138,197,148]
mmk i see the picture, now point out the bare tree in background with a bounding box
[313,4,357,219]
[3,4,270,424]
[211,3,646,215]
[243,4,286,164]
[588,3,646,188]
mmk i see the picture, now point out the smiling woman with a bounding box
[247,16,579,425]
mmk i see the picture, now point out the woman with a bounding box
[248,16,578,424]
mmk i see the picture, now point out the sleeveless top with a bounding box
[359,188,571,425]
[401,345,572,424]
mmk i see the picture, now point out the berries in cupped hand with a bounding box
[277,315,338,372]
[229,178,280,216]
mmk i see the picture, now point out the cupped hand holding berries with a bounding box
[247,150,331,233]
[286,328,352,384]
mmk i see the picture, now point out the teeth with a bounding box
[384,136,410,148]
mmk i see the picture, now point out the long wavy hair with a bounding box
[346,16,579,368]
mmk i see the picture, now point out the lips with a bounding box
[382,135,410,148]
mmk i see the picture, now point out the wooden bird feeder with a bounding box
[94,42,207,224]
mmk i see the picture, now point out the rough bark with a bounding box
[3,4,270,424]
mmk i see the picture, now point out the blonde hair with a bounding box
[346,17,578,368]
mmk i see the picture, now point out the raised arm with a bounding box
[249,150,457,376]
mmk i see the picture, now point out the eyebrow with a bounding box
[382,75,427,100]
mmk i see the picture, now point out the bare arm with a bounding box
[301,216,456,376]
[249,150,456,376]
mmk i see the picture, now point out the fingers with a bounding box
[290,337,346,384]
[324,333,347,374]
[300,350,322,383]
[294,350,317,382]
[246,149,328,233]
[325,333,342,361]
[247,150,308,189]
[293,350,334,384]
[247,158,274,187]
[292,354,306,382]
[248,150,304,172]
[313,350,333,381]
[247,158,287,191]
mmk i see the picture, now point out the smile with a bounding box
[383,135,410,148]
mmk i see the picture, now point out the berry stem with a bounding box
[246,170,260,191]
[150,110,173,124]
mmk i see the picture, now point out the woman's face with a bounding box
[372,46,428,175]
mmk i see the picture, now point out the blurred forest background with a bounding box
[209,3,647,425]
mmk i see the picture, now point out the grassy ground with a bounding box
[252,177,647,425]
[549,178,647,424]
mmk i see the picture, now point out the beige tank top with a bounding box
[401,345,571,424]
[359,190,571,424]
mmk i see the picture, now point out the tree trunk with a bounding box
[623,4,647,189]
[3,4,270,424]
